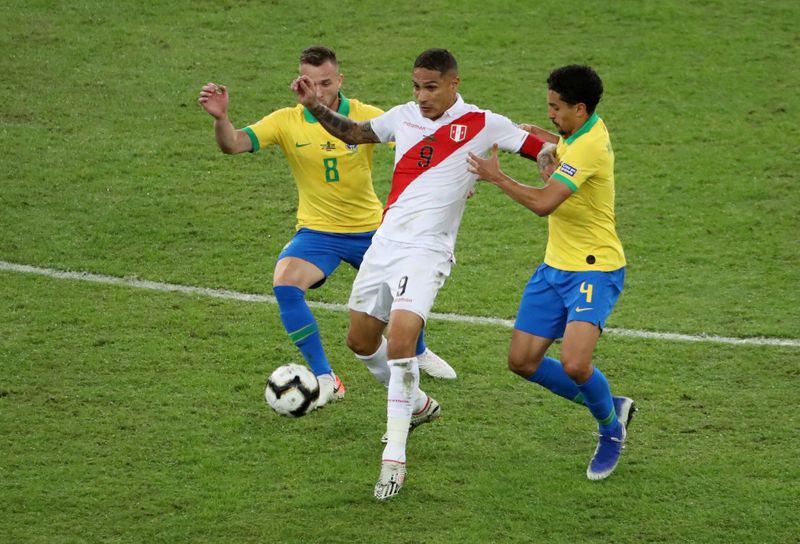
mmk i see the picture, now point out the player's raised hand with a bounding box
[291,75,319,109]
[198,82,229,119]
[467,144,504,184]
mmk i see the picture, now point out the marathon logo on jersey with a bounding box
[559,162,577,177]
[450,124,468,142]
[346,143,358,151]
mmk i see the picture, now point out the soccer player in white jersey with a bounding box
[292,48,557,499]
[198,46,456,414]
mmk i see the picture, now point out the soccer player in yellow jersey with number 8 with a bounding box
[198,46,455,409]
[467,65,636,480]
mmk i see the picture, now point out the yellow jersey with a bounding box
[546,113,626,271]
[243,94,384,233]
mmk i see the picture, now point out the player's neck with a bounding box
[564,114,590,138]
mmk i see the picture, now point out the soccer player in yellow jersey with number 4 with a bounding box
[198,46,455,410]
[467,65,636,480]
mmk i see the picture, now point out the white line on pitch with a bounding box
[2,260,798,348]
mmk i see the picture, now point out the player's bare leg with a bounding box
[507,329,555,377]
[347,310,390,385]
[559,321,601,384]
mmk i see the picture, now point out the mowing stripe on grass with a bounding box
[2,260,798,348]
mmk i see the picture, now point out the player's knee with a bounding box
[386,335,417,360]
[272,270,301,287]
[345,330,364,354]
[507,352,537,377]
[560,356,592,383]
[346,329,378,356]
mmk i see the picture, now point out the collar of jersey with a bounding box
[304,92,350,123]
[436,93,466,122]
[564,112,599,144]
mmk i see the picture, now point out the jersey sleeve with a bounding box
[552,139,602,192]
[487,113,544,160]
[242,110,284,153]
[369,104,406,144]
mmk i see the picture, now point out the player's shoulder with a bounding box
[456,99,508,121]
[253,104,303,125]
[569,115,608,142]
[581,119,611,153]
[348,98,385,119]
[375,101,421,121]
[394,100,422,113]
[471,106,521,133]
[347,97,379,111]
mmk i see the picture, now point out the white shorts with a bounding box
[348,236,453,323]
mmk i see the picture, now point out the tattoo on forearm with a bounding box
[538,153,556,174]
[310,104,353,136]
[309,104,379,144]
[359,123,379,142]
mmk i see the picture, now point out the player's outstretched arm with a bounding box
[291,75,380,145]
[519,123,559,144]
[467,144,572,216]
[198,82,253,154]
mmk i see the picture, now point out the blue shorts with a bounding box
[278,228,376,289]
[514,263,625,339]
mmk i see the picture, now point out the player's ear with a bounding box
[451,75,460,90]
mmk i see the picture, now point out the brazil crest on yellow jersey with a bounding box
[546,113,626,272]
[243,94,384,233]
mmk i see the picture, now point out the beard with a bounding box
[552,120,567,136]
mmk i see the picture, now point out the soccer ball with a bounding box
[264,363,320,417]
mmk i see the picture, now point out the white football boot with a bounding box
[417,349,457,380]
[374,460,407,500]
[313,373,346,410]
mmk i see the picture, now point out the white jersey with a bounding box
[370,94,544,257]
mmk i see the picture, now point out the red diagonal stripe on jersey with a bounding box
[385,111,486,212]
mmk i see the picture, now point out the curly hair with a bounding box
[547,65,603,114]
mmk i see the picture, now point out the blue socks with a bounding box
[528,357,620,436]
[273,285,331,377]
[577,368,621,436]
[528,357,584,404]
[415,328,427,357]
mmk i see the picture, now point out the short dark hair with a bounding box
[547,65,603,114]
[413,48,458,75]
[300,45,338,68]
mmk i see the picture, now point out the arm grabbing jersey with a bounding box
[370,95,543,257]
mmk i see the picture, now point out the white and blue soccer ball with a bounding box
[265,363,320,417]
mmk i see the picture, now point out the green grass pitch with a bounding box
[1,1,798,542]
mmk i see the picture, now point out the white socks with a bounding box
[355,336,391,387]
[382,356,422,463]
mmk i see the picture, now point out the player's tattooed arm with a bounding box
[537,143,558,182]
[307,104,380,144]
[292,74,380,144]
